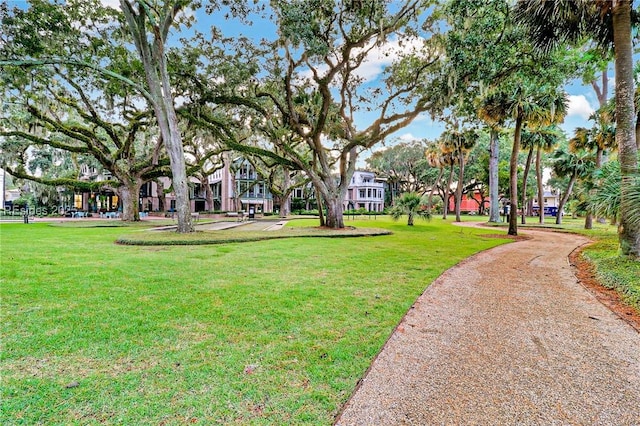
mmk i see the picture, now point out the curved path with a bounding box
[336,228,640,425]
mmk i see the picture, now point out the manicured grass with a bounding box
[580,238,640,308]
[0,218,509,424]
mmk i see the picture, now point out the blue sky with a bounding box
[40,1,605,153]
[186,2,600,143]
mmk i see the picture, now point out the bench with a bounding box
[226,211,246,222]
[191,212,200,222]
[100,211,120,219]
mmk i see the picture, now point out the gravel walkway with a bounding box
[336,228,640,425]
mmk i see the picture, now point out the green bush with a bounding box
[294,209,320,216]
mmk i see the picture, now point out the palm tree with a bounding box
[551,147,596,225]
[425,142,446,214]
[520,129,537,224]
[520,125,562,224]
[441,128,478,222]
[534,127,562,225]
[514,0,638,256]
[570,111,617,168]
[434,142,457,221]
[569,110,617,228]
[478,92,510,223]
[390,192,430,226]
[494,84,567,235]
[589,159,640,229]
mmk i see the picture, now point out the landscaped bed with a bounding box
[115,226,392,246]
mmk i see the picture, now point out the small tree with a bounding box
[551,147,596,225]
[390,192,430,226]
[589,158,640,231]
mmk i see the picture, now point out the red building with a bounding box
[447,190,489,214]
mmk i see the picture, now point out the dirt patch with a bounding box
[569,245,640,333]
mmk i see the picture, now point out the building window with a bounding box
[74,194,83,209]
[359,189,365,198]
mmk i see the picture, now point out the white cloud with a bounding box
[100,0,121,10]
[398,133,418,142]
[299,34,428,84]
[351,35,426,82]
[414,112,431,122]
[566,95,595,120]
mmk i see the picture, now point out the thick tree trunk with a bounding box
[521,147,534,225]
[155,178,166,212]
[280,169,292,218]
[203,177,214,211]
[118,180,141,221]
[613,0,640,257]
[407,211,414,226]
[161,103,193,233]
[535,147,545,225]
[584,213,593,229]
[324,197,344,228]
[555,174,576,225]
[279,193,292,218]
[488,129,501,223]
[120,2,193,233]
[508,116,523,236]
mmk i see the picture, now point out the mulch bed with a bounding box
[569,246,640,333]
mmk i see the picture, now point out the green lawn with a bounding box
[1,217,509,425]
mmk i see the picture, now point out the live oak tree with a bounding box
[0,82,171,221]
[0,2,172,220]
[118,0,194,232]
[365,140,436,203]
[1,0,196,231]
[246,0,441,229]
[244,147,309,219]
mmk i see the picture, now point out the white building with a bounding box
[344,170,385,212]
[531,190,560,216]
